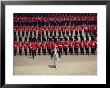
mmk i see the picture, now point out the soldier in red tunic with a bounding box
[26,26,29,36]
[58,41,63,55]
[22,26,25,37]
[42,42,47,55]
[80,39,85,55]
[69,40,74,55]
[91,40,97,55]
[37,42,42,55]
[85,39,90,55]
[13,26,17,37]
[58,27,62,37]
[75,38,80,55]
[63,40,68,55]
[19,41,23,56]
[24,41,29,56]
[14,41,18,56]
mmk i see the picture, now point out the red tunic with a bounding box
[42,43,46,49]
[80,42,85,48]
[69,41,74,48]
[24,44,28,49]
[75,41,80,48]
[37,43,42,49]
[59,43,63,48]
[14,44,17,49]
[91,42,96,48]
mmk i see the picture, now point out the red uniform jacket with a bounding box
[24,44,28,49]
[26,28,29,32]
[42,43,46,49]
[69,41,74,48]
[58,28,61,33]
[91,41,96,48]
[19,44,23,49]
[85,41,90,48]
[80,42,85,48]
[37,43,42,49]
[64,42,68,48]
[58,43,63,48]
[75,41,80,48]
[14,28,16,32]
[14,44,17,49]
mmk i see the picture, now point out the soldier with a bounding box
[19,41,23,56]
[26,26,29,36]
[58,41,63,55]
[22,26,25,37]
[17,27,21,36]
[70,25,74,37]
[85,39,90,55]
[42,42,47,55]
[37,42,42,55]
[31,42,36,59]
[91,40,97,55]
[69,40,74,55]
[13,27,17,37]
[63,40,68,55]
[75,38,80,55]
[24,41,29,56]
[14,41,18,56]
[80,39,85,55]
[58,27,62,37]
[75,26,78,36]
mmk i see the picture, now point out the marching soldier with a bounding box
[58,41,63,55]
[80,39,85,55]
[19,41,23,56]
[26,27,29,36]
[24,41,29,56]
[91,40,97,55]
[42,42,47,55]
[14,41,18,56]
[69,40,74,55]
[85,39,90,55]
[63,41,68,55]
[75,38,80,55]
[37,42,42,55]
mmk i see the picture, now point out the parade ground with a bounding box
[13,54,97,75]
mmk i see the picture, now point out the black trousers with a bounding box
[86,48,89,55]
[38,49,41,55]
[59,48,62,55]
[71,32,73,36]
[34,32,36,36]
[62,32,65,36]
[75,48,78,55]
[43,49,46,55]
[80,48,84,55]
[79,32,82,37]
[75,32,78,36]
[50,32,53,37]
[58,32,61,37]
[69,48,73,54]
[66,32,69,36]
[38,34,41,38]
[42,33,44,37]
[24,49,27,56]
[26,32,28,36]
[54,32,56,37]
[64,48,67,55]
[46,32,48,37]
[14,49,17,56]
[48,49,51,55]
[29,49,32,56]
[19,49,22,56]
[91,48,96,55]
[22,32,24,37]
[30,32,32,36]
[14,32,16,37]
[32,50,35,59]
[18,31,20,36]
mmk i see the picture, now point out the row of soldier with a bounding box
[14,37,97,57]
[14,24,97,37]
[14,14,97,23]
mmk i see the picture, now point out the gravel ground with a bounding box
[13,54,97,75]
